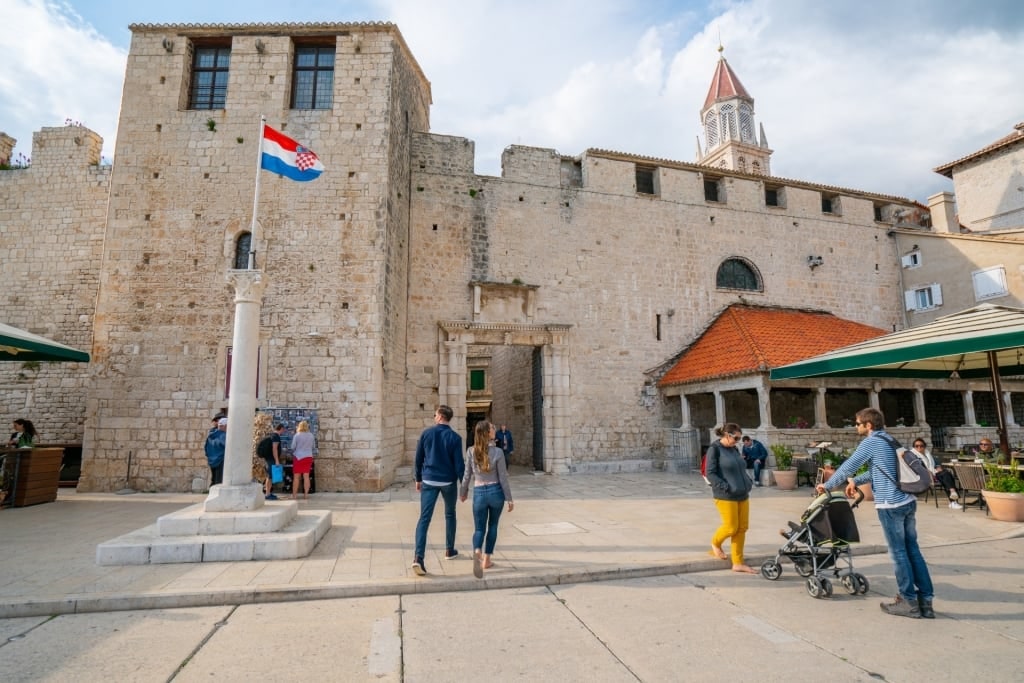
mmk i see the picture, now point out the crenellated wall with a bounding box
[0,126,110,442]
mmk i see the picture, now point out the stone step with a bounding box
[156,501,297,536]
[96,510,332,565]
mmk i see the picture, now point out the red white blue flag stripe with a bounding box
[261,125,324,181]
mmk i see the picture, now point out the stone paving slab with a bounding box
[0,470,1021,618]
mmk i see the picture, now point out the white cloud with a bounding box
[0,0,125,162]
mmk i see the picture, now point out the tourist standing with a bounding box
[204,417,227,487]
[290,420,315,500]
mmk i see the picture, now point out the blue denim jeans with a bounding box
[877,500,933,602]
[414,482,458,560]
[471,483,505,554]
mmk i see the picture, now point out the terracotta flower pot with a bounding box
[773,469,798,490]
[982,490,1024,522]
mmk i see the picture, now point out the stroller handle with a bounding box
[850,487,865,509]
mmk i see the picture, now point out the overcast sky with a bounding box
[2,0,1022,201]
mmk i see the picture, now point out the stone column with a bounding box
[963,390,978,426]
[543,343,571,473]
[814,387,828,428]
[1003,392,1017,426]
[714,391,725,427]
[680,394,693,429]
[206,269,267,512]
[913,388,930,427]
[442,340,467,436]
[868,386,880,410]
[757,385,772,430]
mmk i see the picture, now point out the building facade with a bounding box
[3,22,1016,492]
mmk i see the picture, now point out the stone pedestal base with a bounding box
[96,501,332,566]
[203,482,264,512]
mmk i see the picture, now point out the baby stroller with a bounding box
[760,490,869,599]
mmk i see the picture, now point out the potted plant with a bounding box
[982,464,1024,522]
[770,444,797,490]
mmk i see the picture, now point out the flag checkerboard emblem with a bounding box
[295,146,319,172]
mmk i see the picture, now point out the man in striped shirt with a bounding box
[817,407,935,619]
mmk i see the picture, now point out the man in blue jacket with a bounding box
[412,405,465,575]
[817,407,935,619]
[495,424,514,463]
[204,417,227,487]
[740,435,768,486]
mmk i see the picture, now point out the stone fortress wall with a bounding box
[0,126,110,443]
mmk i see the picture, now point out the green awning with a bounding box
[770,304,1024,380]
[0,322,91,362]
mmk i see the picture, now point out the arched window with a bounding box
[720,104,737,139]
[234,232,252,269]
[716,257,762,291]
[739,104,754,142]
[704,111,719,148]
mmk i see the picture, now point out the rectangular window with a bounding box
[292,44,336,109]
[635,166,656,195]
[900,251,921,268]
[873,203,885,222]
[764,185,785,208]
[189,43,231,110]
[972,266,1008,301]
[704,178,721,202]
[821,194,834,214]
[905,284,942,312]
[469,369,486,391]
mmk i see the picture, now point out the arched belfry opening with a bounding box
[438,316,572,473]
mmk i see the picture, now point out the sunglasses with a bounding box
[728,433,742,439]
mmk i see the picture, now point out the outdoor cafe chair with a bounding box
[950,462,988,514]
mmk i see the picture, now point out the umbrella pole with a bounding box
[989,350,1010,461]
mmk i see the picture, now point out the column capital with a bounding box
[226,269,267,303]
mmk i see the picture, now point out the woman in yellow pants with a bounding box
[704,423,756,573]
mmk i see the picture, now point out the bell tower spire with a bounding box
[696,46,772,175]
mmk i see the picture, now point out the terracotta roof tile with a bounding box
[934,122,1024,178]
[657,305,888,387]
[703,57,752,109]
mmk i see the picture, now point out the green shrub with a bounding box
[770,443,793,470]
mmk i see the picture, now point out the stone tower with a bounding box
[697,47,772,175]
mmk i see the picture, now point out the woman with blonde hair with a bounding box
[460,420,514,578]
[290,420,315,500]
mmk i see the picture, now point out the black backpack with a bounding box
[876,433,933,494]
[257,434,274,459]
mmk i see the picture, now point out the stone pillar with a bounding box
[868,387,880,410]
[680,394,692,429]
[206,270,267,512]
[1003,392,1017,426]
[814,387,828,428]
[913,388,930,428]
[714,391,725,427]
[543,343,571,473]
[757,385,772,430]
[442,340,467,436]
[963,390,978,426]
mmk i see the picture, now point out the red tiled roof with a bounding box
[934,122,1024,178]
[657,305,888,387]
[703,57,752,109]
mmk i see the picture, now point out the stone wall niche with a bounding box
[471,281,538,324]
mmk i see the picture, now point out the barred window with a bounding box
[234,232,252,269]
[720,104,737,139]
[189,45,231,110]
[739,104,754,142]
[705,111,719,148]
[292,45,335,109]
[716,258,761,291]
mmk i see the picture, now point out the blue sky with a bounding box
[2,0,1023,201]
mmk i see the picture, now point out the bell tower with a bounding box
[696,46,772,175]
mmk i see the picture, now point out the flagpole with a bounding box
[249,115,266,269]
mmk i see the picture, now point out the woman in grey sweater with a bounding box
[705,423,756,574]
[460,420,514,578]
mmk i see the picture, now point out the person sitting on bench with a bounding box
[741,435,769,487]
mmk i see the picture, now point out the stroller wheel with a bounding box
[841,574,859,595]
[820,577,833,597]
[806,576,825,599]
[853,573,870,595]
[760,560,782,581]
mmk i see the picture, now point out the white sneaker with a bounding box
[949,501,962,510]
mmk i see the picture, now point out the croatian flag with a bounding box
[261,125,324,182]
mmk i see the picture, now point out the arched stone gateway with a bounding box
[438,321,572,474]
